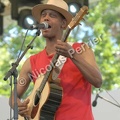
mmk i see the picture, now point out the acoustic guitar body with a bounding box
[18,75,62,120]
[39,83,62,120]
[18,75,50,120]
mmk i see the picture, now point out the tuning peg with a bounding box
[87,12,89,15]
[82,18,85,21]
[79,23,82,26]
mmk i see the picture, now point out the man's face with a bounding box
[39,9,67,39]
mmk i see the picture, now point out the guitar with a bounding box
[19,6,88,120]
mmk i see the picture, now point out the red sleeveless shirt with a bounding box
[30,43,94,120]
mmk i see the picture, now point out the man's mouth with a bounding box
[42,25,51,31]
[48,25,51,29]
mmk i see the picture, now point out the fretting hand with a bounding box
[55,40,75,58]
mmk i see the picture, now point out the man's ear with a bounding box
[61,19,67,29]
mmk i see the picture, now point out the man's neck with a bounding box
[45,38,57,55]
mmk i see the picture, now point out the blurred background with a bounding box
[0,0,120,120]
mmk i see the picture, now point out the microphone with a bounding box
[30,22,48,29]
[92,93,99,107]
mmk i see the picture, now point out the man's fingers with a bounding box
[24,99,30,104]
[19,99,30,106]
[18,108,29,114]
[18,100,29,118]
[18,107,29,117]
[18,106,27,111]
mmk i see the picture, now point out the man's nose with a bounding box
[44,14,50,21]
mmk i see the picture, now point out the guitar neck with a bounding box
[37,27,71,95]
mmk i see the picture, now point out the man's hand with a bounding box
[55,40,75,58]
[18,99,30,117]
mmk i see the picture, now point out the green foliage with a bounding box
[87,0,120,91]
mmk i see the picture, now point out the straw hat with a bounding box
[32,0,73,26]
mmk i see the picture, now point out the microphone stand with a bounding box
[3,29,41,120]
[98,94,120,108]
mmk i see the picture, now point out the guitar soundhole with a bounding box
[34,93,40,106]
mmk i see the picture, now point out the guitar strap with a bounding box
[52,42,73,81]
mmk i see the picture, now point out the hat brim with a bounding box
[32,4,73,26]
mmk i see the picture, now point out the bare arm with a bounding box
[55,41,102,88]
[9,58,32,116]
[71,44,102,88]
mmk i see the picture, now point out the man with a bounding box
[9,0,102,120]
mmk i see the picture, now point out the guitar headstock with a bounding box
[68,6,88,29]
